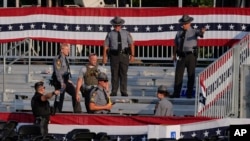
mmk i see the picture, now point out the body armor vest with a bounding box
[84,64,98,86]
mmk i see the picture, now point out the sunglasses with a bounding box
[104,80,108,83]
[39,86,46,89]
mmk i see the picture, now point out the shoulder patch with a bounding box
[90,92,97,102]
[56,59,62,70]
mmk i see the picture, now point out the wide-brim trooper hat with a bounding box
[97,72,109,81]
[110,16,125,25]
[179,14,194,24]
[157,85,168,93]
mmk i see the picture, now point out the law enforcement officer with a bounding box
[102,16,135,96]
[52,43,82,113]
[75,53,100,113]
[31,81,60,136]
[154,85,173,116]
[88,72,113,114]
[171,15,206,98]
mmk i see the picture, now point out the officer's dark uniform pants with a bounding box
[54,81,82,113]
[173,53,197,98]
[110,53,129,96]
[35,116,49,136]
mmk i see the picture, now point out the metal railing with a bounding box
[0,38,230,66]
[195,32,250,118]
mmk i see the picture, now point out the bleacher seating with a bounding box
[0,64,203,116]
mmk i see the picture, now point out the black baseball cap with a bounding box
[34,81,44,90]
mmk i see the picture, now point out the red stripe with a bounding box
[0,112,214,125]
[1,7,250,17]
[0,38,239,46]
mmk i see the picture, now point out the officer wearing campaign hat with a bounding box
[103,16,135,97]
[172,14,206,99]
[31,81,60,136]
[88,72,113,114]
[97,72,109,81]
[154,85,173,116]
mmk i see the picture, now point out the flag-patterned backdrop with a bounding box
[0,7,249,46]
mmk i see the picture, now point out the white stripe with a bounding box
[0,31,247,41]
[1,15,250,25]
[48,124,148,135]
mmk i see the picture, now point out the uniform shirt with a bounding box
[155,98,173,116]
[174,27,204,52]
[31,92,50,118]
[53,53,70,85]
[89,86,109,114]
[104,29,133,50]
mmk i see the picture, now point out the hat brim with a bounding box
[179,17,193,24]
[110,19,125,25]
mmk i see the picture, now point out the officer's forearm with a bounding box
[130,44,135,56]
[89,103,109,111]
[103,46,108,58]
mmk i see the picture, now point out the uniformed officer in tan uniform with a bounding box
[88,72,113,114]
[52,43,82,113]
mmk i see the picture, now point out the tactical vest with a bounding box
[84,64,98,86]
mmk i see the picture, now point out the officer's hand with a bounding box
[106,103,112,110]
[54,90,60,95]
[172,55,177,61]
[102,57,107,65]
[201,27,206,33]
[76,94,81,102]
[129,56,135,63]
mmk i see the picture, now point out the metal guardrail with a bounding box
[0,38,230,66]
[195,33,250,118]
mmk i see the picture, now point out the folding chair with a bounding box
[72,132,96,141]
[18,125,41,140]
[65,128,90,140]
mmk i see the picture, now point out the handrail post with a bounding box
[232,46,240,118]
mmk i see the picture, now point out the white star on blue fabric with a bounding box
[8,25,13,30]
[241,24,246,30]
[122,26,127,30]
[41,23,46,29]
[53,24,57,30]
[146,26,150,31]
[193,24,198,29]
[216,128,221,135]
[169,25,174,30]
[75,25,80,31]
[98,25,103,31]
[19,24,24,30]
[205,24,210,30]
[217,24,222,30]
[87,25,92,31]
[134,26,139,32]
[157,26,162,31]
[141,136,147,141]
[191,132,196,137]
[229,24,234,30]
[64,25,69,30]
[203,130,209,137]
[30,24,35,29]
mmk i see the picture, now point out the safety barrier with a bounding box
[0,38,229,66]
[195,33,250,118]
